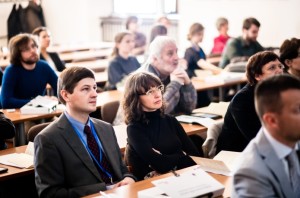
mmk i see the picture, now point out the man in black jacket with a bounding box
[0,112,16,150]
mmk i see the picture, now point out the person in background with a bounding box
[106,32,140,90]
[232,74,300,198]
[123,71,200,181]
[217,51,284,153]
[113,36,197,125]
[0,33,58,109]
[34,67,135,197]
[211,17,231,55]
[184,23,222,107]
[279,38,300,77]
[156,15,171,30]
[184,23,222,78]
[0,111,15,150]
[32,26,66,72]
[125,16,147,56]
[140,36,197,114]
[149,24,167,44]
[219,17,264,68]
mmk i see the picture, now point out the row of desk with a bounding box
[0,149,231,197]
[3,71,246,146]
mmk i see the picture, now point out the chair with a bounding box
[27,122,51,142]
[101,100,120,124]
[202,120,224,158]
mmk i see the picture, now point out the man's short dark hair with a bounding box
[9,33,38,66]
[279,38,300,68]
[255,74,300,119]
[243,17,260,30]
[58,67,95,105]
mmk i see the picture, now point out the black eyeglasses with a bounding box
[139,85,164,96]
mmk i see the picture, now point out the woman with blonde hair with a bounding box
[106,32,140,90]
[123,71,200,181]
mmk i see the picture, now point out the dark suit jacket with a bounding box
[40,52,66,72]
[34,114,134,198]
[232,129,300,198]
[216,83,261,152]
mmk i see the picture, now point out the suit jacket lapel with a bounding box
[256,129,294,198]
[58,114,102,181]
[92,119,122,178]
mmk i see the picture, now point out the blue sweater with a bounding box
[1,60,58,109]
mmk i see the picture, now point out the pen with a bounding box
[99,191,110,198]
[171,167,180,177]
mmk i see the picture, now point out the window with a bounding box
[113,0,177,15]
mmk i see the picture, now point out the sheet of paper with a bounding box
[176,115,215,128]
[213,150,241,172]
[138,187,169,198]
[192,102,229,117]
[8,153,34,168]
[25,142,35,156]
[191,156,231,176]
[191,151,241,176]
[0,153,33,168]
[152,166,224,198]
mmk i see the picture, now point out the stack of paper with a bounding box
[149,166,224,198]
[191,150,241,176]
[176,115,216,128]
[20,95,58,114]
[0,142,34,169]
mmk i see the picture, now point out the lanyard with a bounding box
[72,120,113,184]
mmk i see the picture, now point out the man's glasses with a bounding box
[139,85,164,96]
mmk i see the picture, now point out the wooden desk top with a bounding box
[0,58,9,69]
[94,71,108,84]
[192,76,247,91]
[83,165,231,198]
[1,90,121,124]
[48,42,114,54]
[0,146,33,182]
[2,109,63,124]
[59,49,112,62]
[65,59,109,72]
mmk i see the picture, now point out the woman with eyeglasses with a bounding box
[216,51,284,153]
[123,71,200,181]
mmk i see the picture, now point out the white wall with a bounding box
[178,0,300,53]
[1,0,300,53]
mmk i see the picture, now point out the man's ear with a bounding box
[60,90,70,102]
[262,112,279,130]
[255,74,262,82]
[284,59,292,67]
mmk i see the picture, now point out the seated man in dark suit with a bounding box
[219,17,264,68]
[232,74,300,197]
[0,111,16,150]
[34,67,135,197]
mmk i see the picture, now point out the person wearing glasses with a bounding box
[216,51,284,153]
[0,33,58,109]
[123,71,200,181]
[113,36,197,125]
